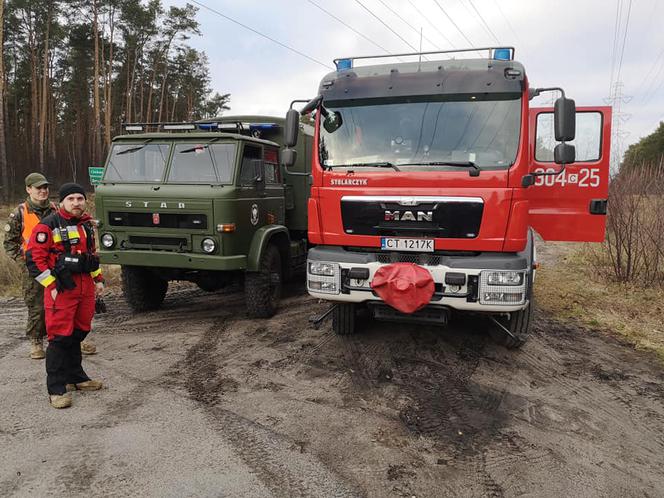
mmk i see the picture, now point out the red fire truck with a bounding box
[282,47,611,348]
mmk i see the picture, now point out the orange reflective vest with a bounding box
[19,203,55,257]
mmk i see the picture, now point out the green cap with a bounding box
[25,172,49,188]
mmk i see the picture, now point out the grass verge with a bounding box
[535,243,664,362]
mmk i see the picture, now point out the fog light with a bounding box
[308,280,338,293]
[201,238,216,254]
[101,233,115,248]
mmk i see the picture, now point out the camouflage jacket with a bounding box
[3,198,57,262]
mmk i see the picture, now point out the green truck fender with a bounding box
[247,225,290,271]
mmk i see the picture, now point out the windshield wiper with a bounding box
[180,137,222,153]
[340,161,401,172]
[400,161,481,177]
[116,139,156,156]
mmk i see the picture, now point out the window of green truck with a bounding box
[320,96,521,170]
[168,143,237,183]
[104,143,170,182]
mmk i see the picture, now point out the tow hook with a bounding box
[489,315,518,340]
[309,304,337,329]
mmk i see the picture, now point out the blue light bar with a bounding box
[493,48,512,61]
[249,123,278,130]
[197,123,219,131]
[336,58,353,71]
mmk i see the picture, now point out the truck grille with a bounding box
[341,196,483,238]
[375,253,443,265]
[109,212,207,230]
[129,236,188,248]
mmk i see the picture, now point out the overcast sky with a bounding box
[163,0,663,160]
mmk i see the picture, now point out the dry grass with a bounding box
[535,243,664,362]
[0,205,23,297]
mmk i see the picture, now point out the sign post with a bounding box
[88,167,104,186]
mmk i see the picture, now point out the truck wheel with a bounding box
[489,299,533,349]
[246,244,282,318]
[332,303,357,336]
[121,266,168,312]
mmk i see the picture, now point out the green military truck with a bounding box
[94,116,313,317]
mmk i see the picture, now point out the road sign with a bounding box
[88,167,104,186]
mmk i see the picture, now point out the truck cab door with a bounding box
[527,106,612,242]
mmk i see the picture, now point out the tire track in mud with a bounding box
[0,299,28,359]
[180,315,362,498]
[331,314,574,498]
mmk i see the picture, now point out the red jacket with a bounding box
[26,208,104,291]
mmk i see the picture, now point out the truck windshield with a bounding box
[168,143,237,184]
[320,96,521,170]
[104,143,170,182]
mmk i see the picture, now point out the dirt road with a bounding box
[2,278,664,497]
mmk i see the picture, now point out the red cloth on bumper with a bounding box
[370,263,435,314]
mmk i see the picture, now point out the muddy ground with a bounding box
[2,273,664,496]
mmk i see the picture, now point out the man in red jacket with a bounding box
[26,183,105,409]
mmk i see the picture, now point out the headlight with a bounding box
[307,260,340,294]
[485,271,524,286]
[479,270,527,305]
[201,238,217,254]
[101,233,115,248]
[309,261,338,276]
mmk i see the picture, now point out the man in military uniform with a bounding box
[3,173,97,359]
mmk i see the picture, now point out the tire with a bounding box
[489,299,533,349]
[246,244,282,318]
[332,303,357,336]
[121,266,168,312]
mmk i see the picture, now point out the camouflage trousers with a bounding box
[22,269,46,341]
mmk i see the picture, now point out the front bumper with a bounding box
[307,245,533,313]
[100,250,247,271]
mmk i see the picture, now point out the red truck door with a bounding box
[527,106,612,242]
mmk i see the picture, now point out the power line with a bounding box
[614,0,633,84]
[467,0,500,45]
[376,0,443,50]
[432,0,477,49]
[608,0,622,94]
[189,0,332,69]
[491,0,522,49]
[354,0,421,53]
[406,0,456,49]
[635,46,664,102]
[307,0,395,56]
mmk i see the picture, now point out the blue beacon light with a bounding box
[493,48,512,61]
[336,58,353,71]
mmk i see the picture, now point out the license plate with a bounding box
[381,237,434,252]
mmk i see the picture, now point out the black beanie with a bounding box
[59,183,87,202]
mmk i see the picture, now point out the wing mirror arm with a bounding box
[523,87,575,188]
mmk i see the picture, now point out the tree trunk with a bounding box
[156,66,169,123]
[0,0,8,202]
[103,5,115,149]
[92,0,102,166]
[38,4,52,172]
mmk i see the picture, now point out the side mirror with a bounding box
[284,109,299,148]
[251,159,265,190]
[281,148,297,167]
[554,97,576,141]
[322,111,342,133]
[554,143,575,165]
